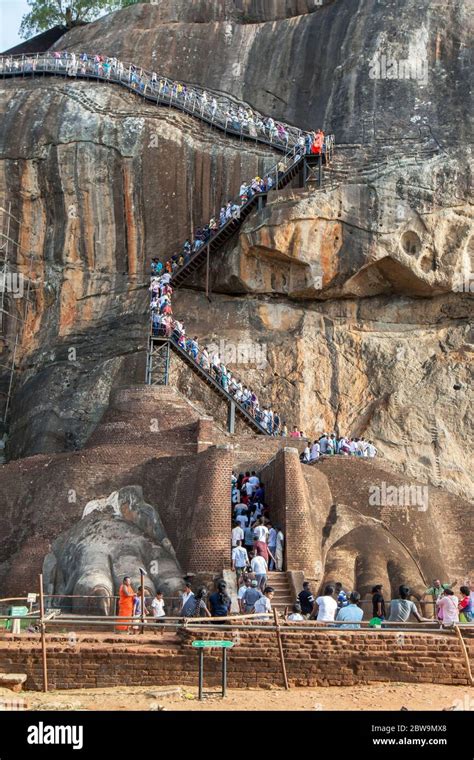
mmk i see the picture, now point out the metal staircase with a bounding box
[171,152,323,291]
[147,335,270,436]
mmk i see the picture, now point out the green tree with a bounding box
[20,0,140,39]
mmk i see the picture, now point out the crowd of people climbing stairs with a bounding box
[149,130,327,280]
[149,271,378,454]
[0,51,327,151]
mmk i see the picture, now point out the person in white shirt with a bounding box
[245,480,254,498]
[319,434,328,454]
[275,527,284,571]
[253,519,268,543]
[231,486,240,504]
[254,587,274,620]
[310,441,320,461]
[231,522,244,547]
[287,603,304,621]
[251,553,268,590]
[268,524,277,570]
[302,445,311,463]
[248,472,260,489]
[151,591,166,621]
[312,585,338,622]
[436,589,460,625]
[238,577,251,612]
[235,512,248,530]
[349,438,357,455]
[180,582,194,614]
[232,540,249,582]
[367,440,377,458]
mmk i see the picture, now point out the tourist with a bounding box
[238,576,251,613]
[287,603,304,621]
[132,585,149,630]
[298,581,315,618]
[422,578,456,619]
[290,426,300,438]
[436,588,459,625]
[335,591,364,629]
[311,585,338,622]
[302,443,311,463]
[151,590,166,630]
[232,540,250,583]
[367,440,377,457]
[335,582,348,608]
[116,575,135,632]
[371,584,386,620]
[231,520,244,548]
[310,440,320,461]
[251,552,268,591]
[243,522,255,555]
[187,587,211,617]
[253,517,269,544]
[179,581,194,615]
[275,526,284,571]
[268,523,277,570]
[254,586,274,620]
[319,433,328,454]
[458,586,472,622]
[209,580,232,619]
[387,586,429,623]
[242,579,263,613]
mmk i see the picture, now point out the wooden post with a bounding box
[273,607,289,690]
[140,581,145,636]
[38,574,48,693]
[454,625,473,685]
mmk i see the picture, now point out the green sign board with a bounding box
[192,640,234,649]
[9,606,28,617]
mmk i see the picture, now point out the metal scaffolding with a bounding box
[0,203,38,430]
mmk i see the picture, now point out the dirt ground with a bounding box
[2,683,473,712]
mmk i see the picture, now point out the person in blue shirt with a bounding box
[335,592,364,629]
[209,580,231,619]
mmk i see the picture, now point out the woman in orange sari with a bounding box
[116,576,135,632]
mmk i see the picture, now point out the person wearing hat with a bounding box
[242,579,263,614]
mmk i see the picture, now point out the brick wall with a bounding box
[2,629,472,691]
[262,448,324,579]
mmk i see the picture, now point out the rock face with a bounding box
[0,1,472,520]
[43,486,184,613]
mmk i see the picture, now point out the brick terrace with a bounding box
[1,628,473,691]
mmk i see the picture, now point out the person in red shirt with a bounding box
[311,129,324,155]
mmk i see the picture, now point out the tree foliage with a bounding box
[19,0,140,40]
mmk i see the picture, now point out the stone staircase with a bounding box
[267,571,294,611]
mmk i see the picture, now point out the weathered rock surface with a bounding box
[0,2,472,507]
[50,1,472,143]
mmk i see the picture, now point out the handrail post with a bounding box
[227,401,236,434]
[454,624,474,685]
[273,607,289,690]
[39,573,48,693]
[205,243,211,301]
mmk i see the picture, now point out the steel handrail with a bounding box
[151,330,272,435]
